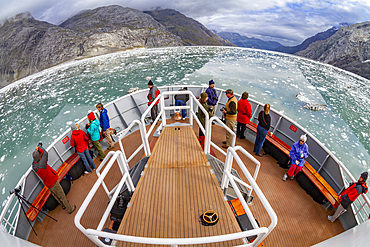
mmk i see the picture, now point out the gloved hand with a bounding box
[296,160,300,165]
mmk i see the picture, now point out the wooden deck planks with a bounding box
[117,126,242,247]
[27,120,345,247]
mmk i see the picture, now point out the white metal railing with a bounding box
[140,90,211,154]
[74,149,272,247]
[207,116,236,156]
[221,146,261,198]
[221,146,278,247]
[74,150,135,246]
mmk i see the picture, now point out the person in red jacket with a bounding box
[70,123,96,174]
[32,143,76,214]
[328,172,368,222]
[147,80,160,123]
[236,91,252,139]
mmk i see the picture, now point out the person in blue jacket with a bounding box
[96,103,114,150]
[87,112,106,160]
[205,80,218,118]
[283,135,309,181]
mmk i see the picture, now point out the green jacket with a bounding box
[198,102,209,128]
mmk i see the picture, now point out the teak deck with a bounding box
[117,126,243,246]
[28,122,344,247]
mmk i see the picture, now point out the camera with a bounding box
[10,187,21,195]
[220,107,226,112]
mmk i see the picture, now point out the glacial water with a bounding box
[0,46,369,211]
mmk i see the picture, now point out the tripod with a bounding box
[10,187,58,236]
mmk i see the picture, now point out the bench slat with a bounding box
[26,153,80,221]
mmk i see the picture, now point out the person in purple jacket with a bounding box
[205,80,218,118]
[96,103,115,150]
[283,135,309,181]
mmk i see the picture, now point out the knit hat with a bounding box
[70,123,77,131]
[209,80,214,85]
[361,172,368,181]
[88,112,95,121]
[200,92,208,100]
[32,150,40,162]
[148,80,153,86]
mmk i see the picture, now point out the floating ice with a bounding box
[48,104,59,110]
[64,111,71,114]
[0,155,5,162]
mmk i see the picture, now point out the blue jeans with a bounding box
[253,125,268,154]
[175,100,186,118]
[78,148,96,172]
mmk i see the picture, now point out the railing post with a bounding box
[221,149,233,190]
[160,95,166,126]
[189,99,193,127]
[139,122,151,156]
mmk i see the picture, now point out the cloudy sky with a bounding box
[0,0,369,45]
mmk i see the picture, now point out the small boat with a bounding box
[1,85,368,247]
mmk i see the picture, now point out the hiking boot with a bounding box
[283,173,288,181]
[69,205,76,214]
[222,145,229,149]
[222,141,226,144]
[107,146,114,150]
[328,215,334,222]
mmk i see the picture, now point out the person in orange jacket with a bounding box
[328,172,368,222]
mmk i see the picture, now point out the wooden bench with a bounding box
[26,153,80,221]
[246,122,340,208]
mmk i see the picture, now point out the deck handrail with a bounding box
[74,150,271,247]
[140,90,211,154]
[74,150,135,246]
[207,116,237,156]
[222,146,278,247]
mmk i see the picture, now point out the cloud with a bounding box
[0,0,369,45]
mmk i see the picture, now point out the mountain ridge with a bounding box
[0,5,231,88]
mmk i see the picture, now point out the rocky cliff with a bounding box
[144,9,234,46]
[296,22,370,80]
[0,12,86,87]
[0,6,232,88]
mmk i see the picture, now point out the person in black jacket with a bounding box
[253,104,272,156]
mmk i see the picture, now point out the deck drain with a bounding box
[199,210,219,226]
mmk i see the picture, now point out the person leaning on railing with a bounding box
[87,112,106,161]
[32,143,76,214]
[328,172,368,222]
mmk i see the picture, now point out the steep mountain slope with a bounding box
[0,12,86,87]
[214,31,281,50]
[144,9,234,46]
[274,26,340,54]
[296,22,370,80]
[59,5,183,55]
